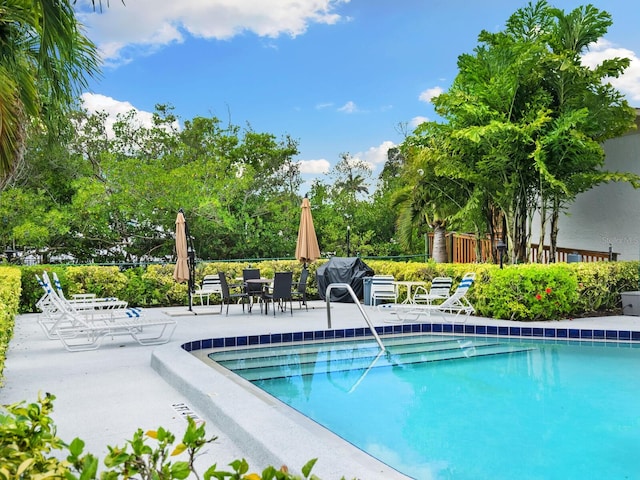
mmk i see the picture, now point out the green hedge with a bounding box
[18,262,323,313]
[368,260,640,321]
[16,260,640,319]
[0,266,21,384]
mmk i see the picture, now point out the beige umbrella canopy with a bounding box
[295,195,321,267]
[173,211,189,283]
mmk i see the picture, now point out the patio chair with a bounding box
[291,268,309,310]
[51,272,127,308]
[53,306,176,352]
[35,274,66,335]
[243,268,263,310]
[385,272,476,323]
[37,272,129,339]
[262,271,293,316]
[37,274,176,351]
[412,276,452,305]
[193,274,223,306]
[370,275,398,306]
[219,272,250,315]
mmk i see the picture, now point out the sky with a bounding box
[75,0,640,194]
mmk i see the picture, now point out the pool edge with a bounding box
[150,340,411,480]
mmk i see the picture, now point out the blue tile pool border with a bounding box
[181,322,640,352]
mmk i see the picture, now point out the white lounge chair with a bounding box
[193,274,223,306]
[35,274,66,333]
[37,273,100,338]
[37,272,131,339]
[412,276,452,304]
[37,272,175,350]
[37,277,177,351]
[384,272,476,323]
[370,275,398,307]
[51,272,127,308]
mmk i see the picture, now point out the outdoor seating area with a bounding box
[35,271,176,351]
[215,269,311,316]
[385,272,476,323]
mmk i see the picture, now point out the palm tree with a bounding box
[0,0,99,189]
[333,153,370,198]
[395,184,449,263]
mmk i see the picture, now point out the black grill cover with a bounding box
[316,257,374,302]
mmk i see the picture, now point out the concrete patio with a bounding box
[2,299,639,478]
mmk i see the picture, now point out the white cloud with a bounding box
[78,0,350,64]
[581,39,640,103]
[410,116,429,128]
[352,140,395,170]
[418,86,443,103]
[338,100,358,113]
[315,102,334,110]
[297,158,331,174]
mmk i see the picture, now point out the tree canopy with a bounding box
[1,1,637,266]
[0,0,99,189]
[399,0,638,263]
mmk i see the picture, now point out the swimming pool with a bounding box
[208,334,640,479]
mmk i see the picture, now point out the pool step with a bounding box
[210,336,536,381]
[211,334,476,361]
[211,336,462,368]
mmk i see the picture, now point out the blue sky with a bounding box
[76,0,640,193]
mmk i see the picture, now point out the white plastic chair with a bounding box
[193,274,223,306]
[370,275,398,306]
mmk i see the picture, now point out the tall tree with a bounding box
[536,3,638,258]
[0,0,99,189]
[404,0,638,264]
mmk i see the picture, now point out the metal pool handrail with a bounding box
[325,283,385,352]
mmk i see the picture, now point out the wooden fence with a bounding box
[429,233,616,264]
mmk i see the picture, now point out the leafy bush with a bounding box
[15,260,640,319]
[17,261,323,313]
[568,261,640,315]
[472,264,579,321]
[0,394,336,479]
[0,266,20,383]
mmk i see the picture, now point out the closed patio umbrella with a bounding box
[295,195,321,267]
[173,210,189,283]
[173,209,196,312]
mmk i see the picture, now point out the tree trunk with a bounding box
[513,186,528,263]
[431,222,448,263]
[537,199,547,263]
[550,196,560,262]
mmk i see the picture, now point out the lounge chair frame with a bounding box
[384,273,476,323]
[36,272,176,351]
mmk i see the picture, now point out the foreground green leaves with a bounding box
[0,394,342,479]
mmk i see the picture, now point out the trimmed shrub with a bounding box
[473,264,579,321]
[0,266,20,383]
[16,260,640,320]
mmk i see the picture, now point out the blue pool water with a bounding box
[209,335,640,479]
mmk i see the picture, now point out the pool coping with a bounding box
[180,321,640,352]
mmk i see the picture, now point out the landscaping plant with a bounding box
[0,394,336,479]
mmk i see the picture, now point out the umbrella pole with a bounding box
[185,215,197,315]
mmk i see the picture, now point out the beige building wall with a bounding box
[537,109,640,260]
